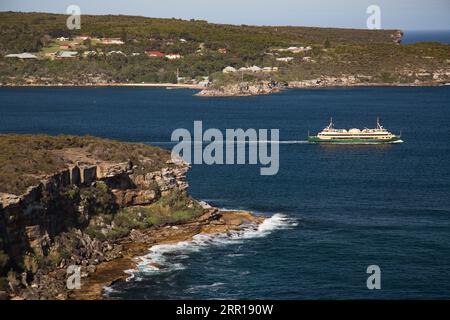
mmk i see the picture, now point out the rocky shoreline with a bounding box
[68,209,264,300]
[195,77,450,97]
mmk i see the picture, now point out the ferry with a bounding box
[308,118,402,144]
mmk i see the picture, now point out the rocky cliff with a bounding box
[0,135,203,299]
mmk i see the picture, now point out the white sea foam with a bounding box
[124,213,297,281]
[185,282,225,294]
[102,285,119,295]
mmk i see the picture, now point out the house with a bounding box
[217,48,227,54]
[59,45,71,50]
[100,38,124,45]
[262,67,278,72]
[273,46,312,53]
[222,66,237,74]
[165,53,182,60]
[276,57,294,62]
[248,65,262,72]
[107,50,126,56]
[179,38,187,43]
[56,37,69,42]
[56,51,78,59]
[75,35,90,41]
[5,53,38,59]
[145,50,165,57]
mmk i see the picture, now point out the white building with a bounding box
[223,66,237,74]
[165,54,182,60]
[100,38,124,45]
[107,50,126,56]
[57,51,78,59]
[276,57,294,62]
[5,53,38,59]
[262,67,279,72]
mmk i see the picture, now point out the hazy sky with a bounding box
[1,0,449,30]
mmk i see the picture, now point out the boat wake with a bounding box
[117,213,297,284]
[143,140,309,145]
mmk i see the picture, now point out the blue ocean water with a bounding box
[402,30,450,44]
[1,86,450,299]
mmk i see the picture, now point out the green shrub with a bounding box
[0,250,9,271]
[113,208,147,230]
[85,227,107,241]
[0,277,8,291]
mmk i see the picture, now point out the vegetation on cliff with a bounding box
[0,134,170,195]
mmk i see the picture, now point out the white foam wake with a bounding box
[143,140,309,145]
[389,139,404,144]
[122,213,297,281]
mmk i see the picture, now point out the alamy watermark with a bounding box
[66,5,81,30]
[171,121,280,175]
[366,265,381,290]
[66,265,81,290]
[366,5,381,29]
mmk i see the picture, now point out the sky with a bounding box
[0,0,449,30]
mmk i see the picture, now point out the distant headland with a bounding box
[0,12,449,96]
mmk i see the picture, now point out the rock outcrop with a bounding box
[196,80,285,97]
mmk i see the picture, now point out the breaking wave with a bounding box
[122,213,297,281]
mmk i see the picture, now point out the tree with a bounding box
[121,28,128,43]
[83,38,92,50]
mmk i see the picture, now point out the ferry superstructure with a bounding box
[308,118,402,144]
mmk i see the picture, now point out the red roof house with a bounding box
[145,50,165,57]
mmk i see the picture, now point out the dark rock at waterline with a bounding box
[0,291,10,300]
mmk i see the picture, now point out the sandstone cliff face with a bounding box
[0,155,191,299]
[391,30,403,44]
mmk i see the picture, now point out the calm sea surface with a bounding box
[1,86,450,299]
[402,30,450,44]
